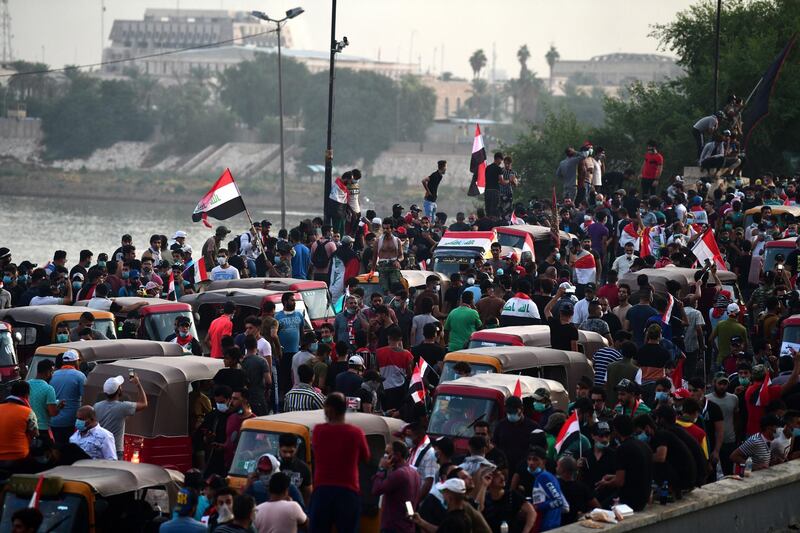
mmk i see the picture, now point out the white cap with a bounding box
[103,375,125,395]
[371,217,382,225]
[348,355,365,367]
[62,349,79,362]
[727,303,740,315]
[559,282,576,293]
[436,478,466,494]
[674,175,684,183]
[173,230,188,239]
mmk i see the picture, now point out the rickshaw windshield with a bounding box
[1,492,88,533]
[433,257,470,276]
[63,319,117,340]
[467,339,511,349]
[440,361,495,382]
[762,246,787,274]
[428,394,497,437]
[143,311,197,341]
[301,289,332,321]
[497,233,525,249]
[0,331,15,366]
[229,430,307,476]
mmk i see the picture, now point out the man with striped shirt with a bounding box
[731,414,781,471]
[284,365,326,413]
[592,330,630,386]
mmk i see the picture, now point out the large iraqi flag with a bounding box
[192,168,247,228]
[467,125,487,196]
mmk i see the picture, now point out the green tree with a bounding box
[545,45,560,93]
[396,75,436,141]
[6,61,59,117]
[517,45,531,80]
[469,49,487,79]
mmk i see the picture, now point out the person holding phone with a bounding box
[371,441,420,533]
[94,371,148,460]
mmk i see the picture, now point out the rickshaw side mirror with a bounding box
[194,312,201,322]
[13,331,22,343]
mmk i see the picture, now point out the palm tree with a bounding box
[517,45,531,80]
[545,44,560,93]
[469,49,487,80]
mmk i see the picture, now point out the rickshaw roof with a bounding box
[446,345,584,371]
[496,224,574,242]
[621,266,736,290]
[14,460,180,497]
[36,339,186,360]
[247,410,406,437]
[180,288,289,309]
[439,373,567,398]
[765,237,797,248]
[472,325,607,346]
[0,305,113,326]
[356,270,447,287]
[204,277,327,291]
[744,205,800,216]
[86,356,223,386]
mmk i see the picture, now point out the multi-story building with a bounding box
[551,53,684,89]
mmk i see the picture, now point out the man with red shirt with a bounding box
[376,326,414,411]
[640,140,664,197]
[309,393,371,533]
[596,270,620,309]
[744,355,800,436]
[206,302,235,358]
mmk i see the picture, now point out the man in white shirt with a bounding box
[571,283,596,325]
[30,277,73,306]
[611,242,636,277]
[211,250,240,281]
[69,405,117,460]
[254,471,307,533]
[86,283,148,314]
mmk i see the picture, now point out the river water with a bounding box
[0,195,316,265]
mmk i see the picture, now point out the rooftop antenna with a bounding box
[0,0,13,63]
[100,0,106,61]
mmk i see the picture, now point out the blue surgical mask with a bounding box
[56,333,69,343]
[533,401,547,412]
[595,441,609,449]
[793,428,800,438]
[75,419,87,432]
[507,413,521,423]
[72,281,82,291]
[274,256,282,264]
[554,253,561,261]
[97,261,107,268]
[216,402,229,413]
[527,466,543,475]
[121,271,130,280]
[740,377,751,386]
[19,274,29,283]
[2,275,12,284]
[655,391,669,402]
[636,432,650,443]
[308,342,319,352]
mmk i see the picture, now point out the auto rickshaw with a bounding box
[228,410,404,533]
[0,321,20,396]
[468,325,608,358]
[431,230,521,276]
[0,459,181,533]
[26,339,186,382]
[0,305,116,367]
[743,204,800,228]
[441,345,593,392]
[495,224,576,262]
[75,297,197,341]
[428,374,569,453]
[202,278,335,328]
[780,314,800,356]
[82,356,224,471]
[179,288,311,339]
[763,237,795,274]
[354,270,449,304]
[620,265,740,298]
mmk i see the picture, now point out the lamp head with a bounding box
[286,7,305,19]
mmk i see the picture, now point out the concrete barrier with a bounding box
[553,461,800,532]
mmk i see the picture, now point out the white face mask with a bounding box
[466,277,475,285]
[217,257,227,266]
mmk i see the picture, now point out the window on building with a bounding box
[456,97,461,111]
[444,97,450,117]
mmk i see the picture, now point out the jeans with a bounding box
[641,178,656,197]
[692,127,704,161]
[246,258,257,278]
[423,200,437,219]
[310,486,361,533]
[484,189,500,217]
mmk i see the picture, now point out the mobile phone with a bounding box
[405,501,414,517]
[128,369,135,379]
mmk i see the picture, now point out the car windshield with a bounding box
[301,289,333,321]
[497,233,525,249]
[440,361,495,382]
[63,318,117,340]
[428,394,497,437]
[467,339,510,349]
[143,311,197,341]
[229,430,307,477]
[0,331,15,366]
[763,247,790,273]
[433,257,472,276]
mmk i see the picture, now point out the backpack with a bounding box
[312,240,331,269]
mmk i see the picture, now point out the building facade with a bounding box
[551,53,683,88]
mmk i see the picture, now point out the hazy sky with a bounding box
[13,0,697,78]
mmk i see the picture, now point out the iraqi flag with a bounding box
[573,251,596,285]
[510,210,524,225]
[671,353,686,389]
[691,229,727,270]
[192,168,246,228]
[640,227,651,258]
[409,358,429,404]
[756,369,772,406]
[619,222,640,252]
[688,205,708,225]
[28,475,44,509]
[184,257,209,283]
[467,125,487,197]
[513,378,522,398]
[329,176,349,205]
[743,35,797,149]
[555,411,580,453]
[167,271,176,300]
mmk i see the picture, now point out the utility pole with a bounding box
[323,0,338,224]
[713,0,722,111]
[0,0,12,64]
[100,0,106,62]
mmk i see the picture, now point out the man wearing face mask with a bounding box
[612,241,637,277]
[68,405,116,460]
[492,396,539,475]
[731,414,782,471]
[200,385,232,477]
[211,250,240,281]
[371,441,420,533]
[244,453,305,506]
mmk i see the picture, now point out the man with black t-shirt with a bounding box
[596,415,653,512]
[545,286,579,352]
[422,160,446,220]
[633,413,696,497]
[557,455,598,526]
[484,152,504,217]
[412,323,446,387]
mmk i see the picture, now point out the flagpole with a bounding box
[229,169,268,263]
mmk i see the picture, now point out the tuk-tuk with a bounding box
[26,340,186,382]
[1,460,181,533]
[441,345,593,391]
[495,224,576,262]
[763,237,795,274]
[202,278,335,328]
[432,231,520,276]
[228,410,404,533]
[620,266,740,299]
[0,305,116,366]
[179,288,311,338]
[428,374,568,453]
[0,322,20,395]
[75,297,197,341]
[83,356,224,471]
[780,314,800,356]
[468,325,608,358]
[743,204,800,228]
[354,270,449,304]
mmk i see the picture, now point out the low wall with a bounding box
[553,461,800,533]
[0,117,42,139]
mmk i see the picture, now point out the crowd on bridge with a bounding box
[4,107,800,532]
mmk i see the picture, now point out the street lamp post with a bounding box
[251,7,304,230]
[323,0,348,224]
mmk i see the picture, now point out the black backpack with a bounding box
[312,240,331,268]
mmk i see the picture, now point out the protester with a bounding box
[94,372,148,460]
[69,405,117,460]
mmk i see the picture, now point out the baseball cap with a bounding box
[436,478,466,494]
[129,269,141,279]
[262,220,273,227]
[727,303,740,315]
[730,336,743,345]
[175,488,198,517]
[348,355,365,367]
[713,372,730,385]
[674,175,684,183]
[585,282,596,291]
[593,421,611,435]
[216,226,231,236]
[392,203,403,211]
[103,375,125,395]
[409,204,421,212]
[372,217,382,225]
[341,235,354,244]
[256,453,280,473]
[615,378,636,393]
[673,387,691,399]
[173,230,188,239]
[532,388,550,401]
[559,282,576,294]
[62,349,79,362]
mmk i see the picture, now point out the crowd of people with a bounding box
[3,134,800,532]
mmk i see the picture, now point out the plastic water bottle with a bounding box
[745,457,753,477]
[659,480,669,505]
[500,521,509,533]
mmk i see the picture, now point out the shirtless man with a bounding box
[371,218,404,293]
